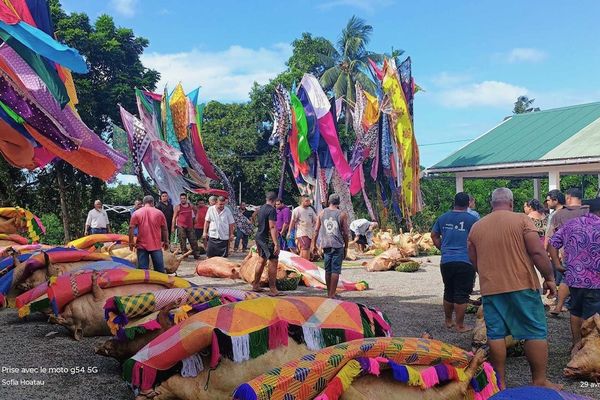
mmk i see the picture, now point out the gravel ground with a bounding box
[0,254,597,399]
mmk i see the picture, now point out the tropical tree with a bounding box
[513,95,540,114]
[319,16,381,105]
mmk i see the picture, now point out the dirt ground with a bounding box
[0,254,597,399]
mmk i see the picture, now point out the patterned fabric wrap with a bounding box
[233,337,498,400]
[161,87,187,168]
[398,57,414,122]
[0,244,45,259]
[169,83,189,141]
[0,46,127,178]
[278,251,367,291]
[104,287,262,340]
[47,267,192,315]
[0,232,29,244]
[66,234,129,250]
[15,260,135,316]
[120,105,151,176]
[330,170,355,222]
[0,207,45,242]
[125,296,390,390]
[269,84,291,156]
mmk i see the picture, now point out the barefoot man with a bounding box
[252,191,282,296]
[468,188,559,390]
[431,192,479,332]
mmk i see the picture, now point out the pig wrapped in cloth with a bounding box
[103,286,262,340]
[565,313,600,382]
[196,257,242,279]
[0,207,45,242]
[233,337,500,400]
[0,244,51,258]
[48,267,192,315]
[66,233,129,250]
[239,250,289,285]
[278,250,368,291]
[0,233,29,246]
[362,247,415,272]
[15,260,136,317]
[123,296,391,392]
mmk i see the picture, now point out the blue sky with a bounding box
[62,0,600,168]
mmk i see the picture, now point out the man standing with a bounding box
[467,188,558,390]
[549,197,600,348]
[252,191,281,296]
[467,195,480,219]
[84,200,110,235]
[312,194,349,298]
[172,193,200,259]
[203,196,235,258]
[289,195,317,260]
[156,192,174,239]
[129,196,169,273]
[234,202,254,252]
[208,195,217,207]
[349,219,378,253]
[431,192,479,332]
[129,199,142,237]
[194,199,209,246]
[546,188,589,314]
[275,199,292,250]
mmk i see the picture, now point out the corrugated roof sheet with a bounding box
[431,101,600,170]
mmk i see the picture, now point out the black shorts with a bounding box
[351,231,368,245]
[256,240,278,260]
[440,262,475,304]
[568,287,600,319]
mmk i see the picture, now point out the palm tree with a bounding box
[513,96,541,114]
[319,15,382,107]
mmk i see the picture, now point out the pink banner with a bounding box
[317,112,352,181]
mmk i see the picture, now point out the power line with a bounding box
[419,138,474,147]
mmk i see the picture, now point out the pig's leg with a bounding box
[91,270,104,302]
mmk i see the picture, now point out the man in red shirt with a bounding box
[172,193,201,259]
[195,199,209,248]
[129,195,169,272]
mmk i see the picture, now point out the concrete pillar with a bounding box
[548,171,560,191]
[533,178,541,200]
[456,175,464,193]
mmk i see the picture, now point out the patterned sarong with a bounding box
[124,296,391,391]
[233,337,500,400]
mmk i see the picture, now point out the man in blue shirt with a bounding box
[431,192,479,332]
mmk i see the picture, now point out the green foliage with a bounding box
[40,213,64,245]
[513,96,540,114]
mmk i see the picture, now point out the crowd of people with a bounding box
[431,187,600,389]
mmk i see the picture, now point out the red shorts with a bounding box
[297,236,312,250]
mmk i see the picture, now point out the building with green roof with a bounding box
[425,101,600,197]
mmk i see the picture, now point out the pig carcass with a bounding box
[108,245,191,274]
[362,247,412,272]
[239,251,288,286]
[50,271,174,340]
[151,344,488,400]
[472,306,523,355]
[195,257,240,279]
[564,313,600,382]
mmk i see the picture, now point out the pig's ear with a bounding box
[73,327,83,341]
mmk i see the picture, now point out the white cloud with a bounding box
[438,81,528,108]
[504,48,547,63]
[141,44,293,102]
[110,0,138,17]
[317,0,394,12]
[430,72,471,88]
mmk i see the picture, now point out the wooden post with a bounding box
[548,171,560,191]
[533,178,541,200]
[455,174,464,193]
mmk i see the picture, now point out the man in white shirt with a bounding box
[203,196,235,258]
[349,218,377,253]
[84,200,110,235]
[288,195,317,260]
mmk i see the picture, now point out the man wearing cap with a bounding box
[549,197,600,348]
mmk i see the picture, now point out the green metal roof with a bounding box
[430,101,600,170]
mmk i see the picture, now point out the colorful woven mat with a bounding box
[124,297,390,391]
[66,234,129,250]
[48,267,192,315]
[0,207,45,242]
[278,251,368,291]
[104,287,262,340]
[233,337,499,400]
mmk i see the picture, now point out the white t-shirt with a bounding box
[205,205,235,240]
[86,208,109,229]
[292,206,317,239]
